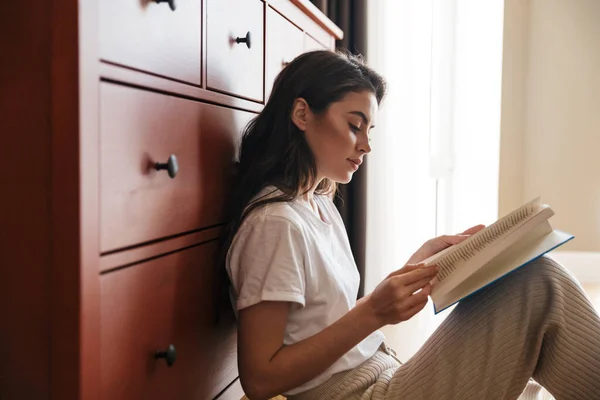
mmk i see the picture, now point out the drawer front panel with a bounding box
[100,82,253,252]
[206,0,265,102]
[265,7,304,99]
[100,242,238,399]
[100,0,202,85]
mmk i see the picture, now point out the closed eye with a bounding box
[349,123,361,133]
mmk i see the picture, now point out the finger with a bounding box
[405,276,433,295]
[401,296,429,320]
[460,224,486,235]
[398,265,438,284]
[388,263,424,278]
[405,284,432,308]
[439,234,470,245]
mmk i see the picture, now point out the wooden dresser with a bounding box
[1,1,342,399]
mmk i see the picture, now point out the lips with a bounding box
[348,158,362,167]
[347,158,362,171]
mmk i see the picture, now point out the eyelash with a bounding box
[349,123,361,133]
[349,123,374,142]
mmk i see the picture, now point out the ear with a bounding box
[291,97,309,131]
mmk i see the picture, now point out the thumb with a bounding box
[444,234,470,245]
[460,224,486,235]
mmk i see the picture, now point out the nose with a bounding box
[357,133,372,154]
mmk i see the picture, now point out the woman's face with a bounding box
[292,90,378,184]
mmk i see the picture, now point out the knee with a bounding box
[513,255,581,294]
[526,255,573,281]
[460,255,582,313]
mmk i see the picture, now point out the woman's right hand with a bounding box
[365,263,439,327]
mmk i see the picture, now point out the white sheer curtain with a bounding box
[365,0,505,361]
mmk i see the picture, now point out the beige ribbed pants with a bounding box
[288,256,600,400]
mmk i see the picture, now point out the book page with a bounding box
[430,206,555,296]
[431,225,574,314]
[424,197,549,286]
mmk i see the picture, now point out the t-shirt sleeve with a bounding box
[227,215,307,310]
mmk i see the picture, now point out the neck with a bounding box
[301,176,325,203]
[301,187,316,203]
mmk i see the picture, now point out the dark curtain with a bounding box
[312,0,370,298]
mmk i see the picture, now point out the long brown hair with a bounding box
[219,49,386,287]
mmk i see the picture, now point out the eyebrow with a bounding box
[348,111,375,129]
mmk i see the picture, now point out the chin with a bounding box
[332,172,354,184]
[323,167,355,184]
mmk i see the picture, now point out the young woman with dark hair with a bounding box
[221,50,600,400]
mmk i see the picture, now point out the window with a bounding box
[365,0,505,360]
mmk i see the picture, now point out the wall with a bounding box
[499,0,600,252]
[498,0,528,217]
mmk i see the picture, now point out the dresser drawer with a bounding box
[265,7,304,99]
[100,0,201,85]
[207,0,265,102]
[100,82,253,253]
[304,33,328,52]
[100,242,239,400]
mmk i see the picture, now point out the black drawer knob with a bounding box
[155,0,176,11]
[155,154,179,178]
[235,32,252,49]
[154,344,177,367]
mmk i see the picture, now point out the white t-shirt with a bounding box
[226,188,385,395]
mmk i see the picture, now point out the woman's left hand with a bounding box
[405,224,486,265]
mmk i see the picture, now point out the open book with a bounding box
[422,198,574,314]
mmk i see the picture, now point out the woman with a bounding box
[221,50,600,400]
